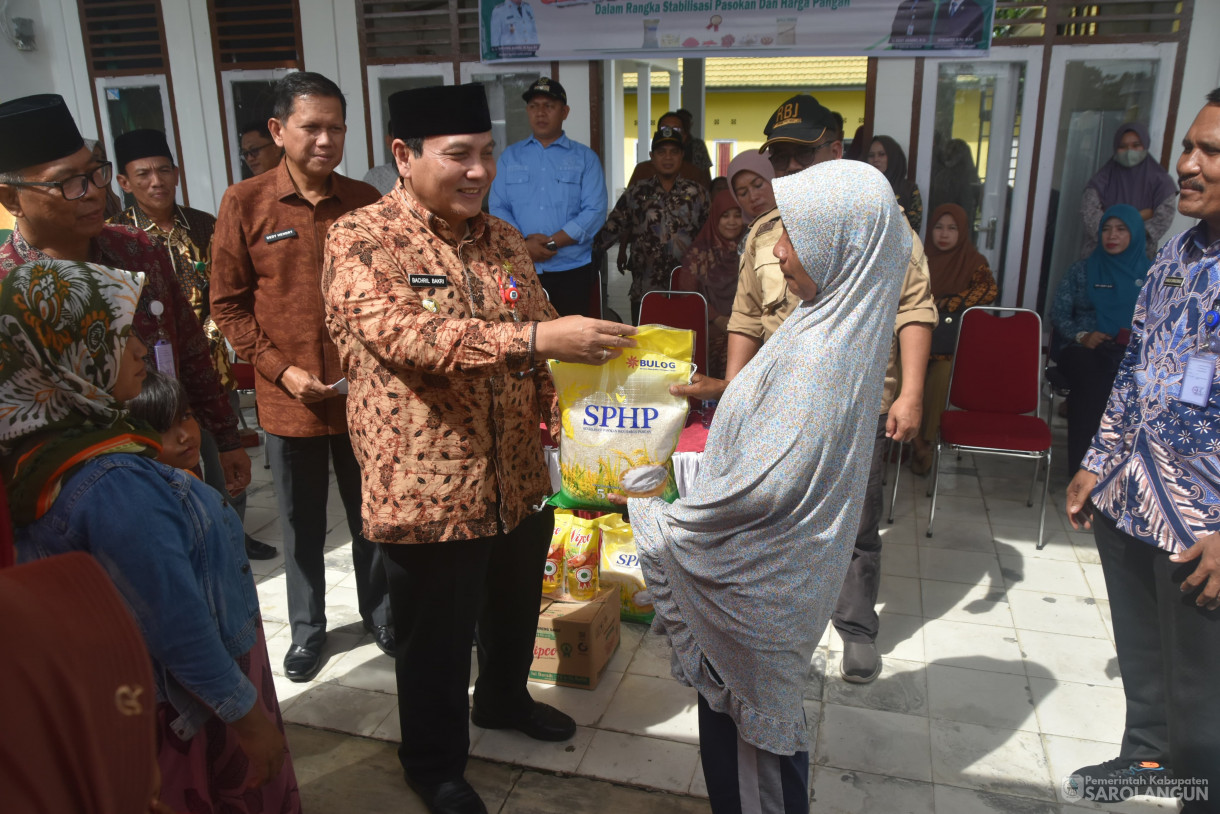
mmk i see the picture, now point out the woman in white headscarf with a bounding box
[627,161,910,812]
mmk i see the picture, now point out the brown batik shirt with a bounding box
[323,186,559,545]
[210,161,380,437]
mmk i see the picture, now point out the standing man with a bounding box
[323,83,634,814]
[110,128,276,561]
[627,111,712,189]
[0,94,250,501]
[678,94,936,684]
[239,120,283,177]
[211,73,394,682]
[489,77,606,317]
[1064,90,1220,809]
[597,126,708,322]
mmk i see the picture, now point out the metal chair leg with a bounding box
[926,442,942,537]
[1036,450,1052,550]
[887,440,904,524]
[882,437,890,486]
[1027,454,1040,507]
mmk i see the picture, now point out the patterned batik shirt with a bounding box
[596,175,708,302]
[322,186,559,545]
[111,204,233,389]
[1083,222,1220,553]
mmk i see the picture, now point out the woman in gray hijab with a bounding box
[627,160,910,812]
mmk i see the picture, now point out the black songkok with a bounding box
[114,129,174,173]
[0,94,84,173]
[389,84,492,142]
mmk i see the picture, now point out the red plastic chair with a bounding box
[926,307,1053,549]
[638,289,709,386]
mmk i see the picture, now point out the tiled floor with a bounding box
[236,408,1181,813]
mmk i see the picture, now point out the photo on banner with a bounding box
[480,0,994,62]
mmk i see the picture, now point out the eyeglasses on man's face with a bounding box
[3,162,113,201]
[767,142,833,173]
[241,142,275,161]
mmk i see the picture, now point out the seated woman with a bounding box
[1052,204,1150,473]
[727,151,777,231]
[868,135,923,232]
[626,161,910,812]
[679,190,746,379]
[0,259,300,814]
[1079,122,1177,259]
[910,203,998,475]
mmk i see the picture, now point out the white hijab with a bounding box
[629,160,910,755]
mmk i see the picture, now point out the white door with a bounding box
[916,48,1043,305]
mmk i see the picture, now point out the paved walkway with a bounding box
[238,406,1180,814]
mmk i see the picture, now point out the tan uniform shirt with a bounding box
[727,208,937,414]
[322,187,559,545]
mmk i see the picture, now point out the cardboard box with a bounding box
[529,588,620,690]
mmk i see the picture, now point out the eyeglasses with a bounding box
[767,143,830,172]
[240,142,274,161]
[3,162,113,201]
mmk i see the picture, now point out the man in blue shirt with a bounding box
[489,78,606,317]
[1066,90,1220,809]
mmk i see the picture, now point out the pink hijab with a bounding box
[727,152,776,221]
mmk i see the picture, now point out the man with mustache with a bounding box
[1065,90,1220,809]
[210,72,394,682]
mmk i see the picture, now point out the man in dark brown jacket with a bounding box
[211,72,392,682]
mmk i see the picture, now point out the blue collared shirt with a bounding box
[489,132,607,273]
[1083,221,1220,553]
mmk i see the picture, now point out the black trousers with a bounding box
[697,694,809,814]
[381,507,553,784]
[1058,343,1124,474]
[265,432,391,649]
[538,263,596,318]
[832,415,887,643]
[1094,512,1220,813]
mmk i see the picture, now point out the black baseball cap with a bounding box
[522,77,567,104]
[760,94,839,153]
[651,126,683,152]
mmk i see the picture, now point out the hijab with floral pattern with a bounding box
[0,259,159,524]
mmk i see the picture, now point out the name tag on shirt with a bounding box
[409,274,449,288]
[1164,275,1185,287]
[1180,353,1215,408]
[265,229,298,244]
[1092,283,1114,290]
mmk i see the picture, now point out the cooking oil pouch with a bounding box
[548,325,694,510]
[543,510,573,599]
[564,515,601,601]
[598,514,654,624]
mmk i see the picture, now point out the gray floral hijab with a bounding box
[0,259,154,524]
[629,160,911,755]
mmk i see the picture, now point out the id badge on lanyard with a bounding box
[1181,305,1220,408]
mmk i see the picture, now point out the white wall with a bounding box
[558,61,592,146]
[300,0,369,179]
[1164,0,1220,241]
[872,58,917,150]
[0,0,92,135]
[163,0,224,213]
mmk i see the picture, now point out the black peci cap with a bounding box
[0,94,85,173]
[114,129,173,173]
[388,83,492,142]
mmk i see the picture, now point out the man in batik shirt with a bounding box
[110,128,275,560]
[1065,90,1220,808]
[596,126,708,323]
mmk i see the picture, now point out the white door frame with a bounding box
[366,63,454,167]
[915,45,1044,307]
[220,67,297,185]
[1019,41,1178,308]
[94,74,180,206]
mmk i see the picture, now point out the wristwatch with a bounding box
[1075,331,1088,344]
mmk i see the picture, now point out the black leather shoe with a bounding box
[283,644,322,682]
[368,624,395,657]
[404,777,487,814]
[470,701,575,742]
[244,535,278,560]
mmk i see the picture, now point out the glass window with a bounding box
[469,71,542,162]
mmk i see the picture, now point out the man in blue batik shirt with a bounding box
[489,78,606,317]
[1066,90,1220,810]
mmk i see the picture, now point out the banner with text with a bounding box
[481,0,994,63]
